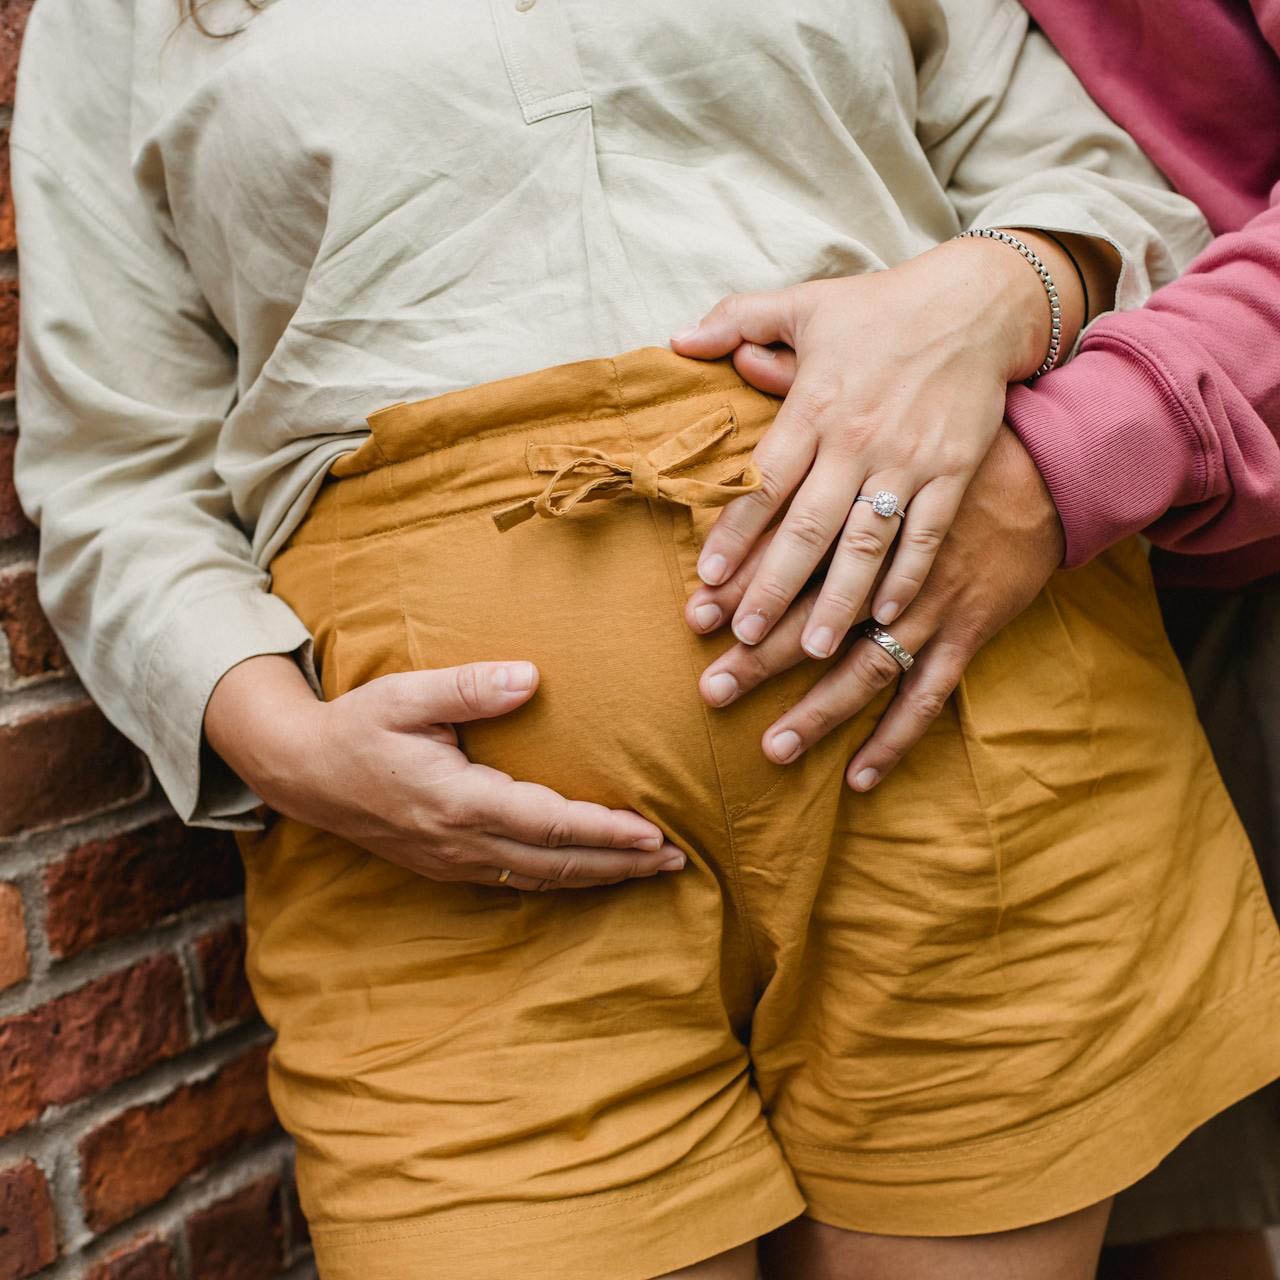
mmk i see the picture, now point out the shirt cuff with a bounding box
[964,194,1170,317]
[142,585,321,829]
[1005,339,1204,568]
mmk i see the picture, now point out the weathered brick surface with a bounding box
[194,921,256,1026]
[0,0,33,108]
[0,127,13,254]
[0,882,27,990]
[0,434,33,542]
[0,567,67,679]
[79,1043,277,1232]
[83,1235,177,1280]
[44,819,242,959]
[186,1175,284,1280]
[0,700,147,838]
[0,955,188,1136]
[0,278,16,395]
[0,1159,57,1280]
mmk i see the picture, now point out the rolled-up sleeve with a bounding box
[11,7,318,829]
[919,0,1213,313]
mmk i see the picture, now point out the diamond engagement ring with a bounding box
[864,625,915,672]
[855,490,907,520]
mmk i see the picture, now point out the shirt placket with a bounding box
[488,0,591,123]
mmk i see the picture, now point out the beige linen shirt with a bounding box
[10,0,1210,828]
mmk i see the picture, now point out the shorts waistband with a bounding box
[287,347,781,549]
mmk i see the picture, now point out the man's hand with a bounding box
[684,425,1065,788]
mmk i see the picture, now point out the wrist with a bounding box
[204,652,326,810]
[934,234,1058,384]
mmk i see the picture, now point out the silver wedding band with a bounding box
[864,624,915,671]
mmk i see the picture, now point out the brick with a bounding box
[45,819,242,960]
[79,1043,277,1232]
[0,128,13,254]
[0,435,33,542]
[0,884,26,990]
[85,1235,177,1280]
[0,568,67,679]
[0,0,33,108]
[0,700,147,838]
[0,278,16,395]
[186,1175,283,1280]
[0,1160,56,1280]
[0,954,188,1136]
[194,922,255,1027]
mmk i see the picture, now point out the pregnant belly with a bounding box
[281,493,801,831]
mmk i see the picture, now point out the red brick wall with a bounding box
[0,9,313,1278]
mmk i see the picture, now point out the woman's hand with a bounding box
[205,655,686,890]
[684,425,1065,787]
[670,229,1102,660]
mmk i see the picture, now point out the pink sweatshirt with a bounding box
[1006,0,1280,588]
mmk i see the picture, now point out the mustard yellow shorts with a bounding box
[241,347,1280,1280]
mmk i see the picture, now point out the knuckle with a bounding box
[749,577,792,613]
[852,644,901,687]
[791,378,841,423]
[553,854,583,882]
[908,684,950,721]
[435,794,475,829]
[794,699,841,740]
[431,842,466,868]
[735,643,777,687]
[839,525,887,561]
[744,469,786,512]
[816,585,862,619]
[710,293,739,322]
[902,526,945,557]
[452,664,487,716]
[538,811,575,849]
[783,508,832,553]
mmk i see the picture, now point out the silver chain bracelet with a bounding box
[955,227,1062,382]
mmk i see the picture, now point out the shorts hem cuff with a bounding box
[783,971,1280,1237]
[310,1129,805,1280]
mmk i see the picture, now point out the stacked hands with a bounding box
[669,231,1076,794]
[210,232,1099,891]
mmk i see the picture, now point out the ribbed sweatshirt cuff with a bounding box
[1004,338,1205,568]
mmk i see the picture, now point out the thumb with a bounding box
[371,661,539,730]
[731,343,798,397]
[670,289,794,358]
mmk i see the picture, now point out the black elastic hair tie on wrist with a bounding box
[1040,230,1091,326]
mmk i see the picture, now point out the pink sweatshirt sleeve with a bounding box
[1005,181,1280,573]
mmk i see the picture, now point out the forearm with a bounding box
[1006,192,1280,568]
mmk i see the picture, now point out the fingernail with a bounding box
[853,767,880,791]
[705,671,739,706]
[693,602,723,632]
[497,662,535,691]
[634,834,663,852]
[803,626,835,659]
[770,729,803,763]
[670,323,699,344]
[733,611,768,645]
[750,342,777,360]
[698,553,729,585]
[875,601,899,624]
[660,854,687,871]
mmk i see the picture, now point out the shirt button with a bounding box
[515,0,536,9]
